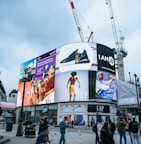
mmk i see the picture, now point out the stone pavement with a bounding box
[0,124,139,144]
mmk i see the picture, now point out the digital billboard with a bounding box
[97,44,115,74]
[17,42,117,107]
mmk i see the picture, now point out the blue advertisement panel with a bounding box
[95,71,117,101]
[19,58,36,82]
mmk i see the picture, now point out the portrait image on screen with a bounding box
[95,71,117,101]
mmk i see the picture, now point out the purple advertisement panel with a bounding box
[35,50,56,80]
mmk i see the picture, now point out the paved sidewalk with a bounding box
[0,124,138,144]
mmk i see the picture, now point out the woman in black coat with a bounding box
[100,122,114,144]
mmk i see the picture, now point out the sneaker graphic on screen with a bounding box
[60,49,90,64]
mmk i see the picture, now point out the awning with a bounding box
[0,102,16,109]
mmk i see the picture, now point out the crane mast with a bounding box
[106,0,127,81]
[69,0,84,42]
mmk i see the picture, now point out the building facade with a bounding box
[16,42,118,125]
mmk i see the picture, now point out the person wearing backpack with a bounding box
[128,117,140,144]
[59,116,67,144]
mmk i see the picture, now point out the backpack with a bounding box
[92,123,97,133]
[131,121,138,133]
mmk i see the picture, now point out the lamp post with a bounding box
[16,78,26,136]
[128,72,131,83]
[133,74,140,122]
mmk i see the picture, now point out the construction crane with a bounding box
[69,0,93,42]
[106,0,127,81]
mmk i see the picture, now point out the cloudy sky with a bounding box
[0,0,141,94]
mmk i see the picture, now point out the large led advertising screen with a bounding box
[17,42,117,107]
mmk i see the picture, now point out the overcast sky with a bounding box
[0,0,141,94]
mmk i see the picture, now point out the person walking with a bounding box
[59,116,67,144]
[117,118,127,144]
[128,117,140,144]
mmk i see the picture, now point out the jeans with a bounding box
[120,132,126,144]
[131,132,140,144]
[59,133,65,144]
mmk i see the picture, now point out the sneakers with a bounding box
[60,49,90,64]
[60,49,78,63]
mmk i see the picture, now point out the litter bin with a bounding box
[6,121,13,131]
[24,124,36,138]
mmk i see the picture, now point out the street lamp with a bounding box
[16,78,26,136]
[133,74,140,122]
[128,72,131,83]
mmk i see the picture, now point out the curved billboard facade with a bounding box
[17,42,117,107]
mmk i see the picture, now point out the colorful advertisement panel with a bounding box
[95,71,117,101]
[17,42,117,107]
[17,51,56,107]
[97,44,115,74]
[19,58,36,82]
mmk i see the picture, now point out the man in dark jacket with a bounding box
[59,116,67,144]
[100,122,114,144]
[128,117,140,144]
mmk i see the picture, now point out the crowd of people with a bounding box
[35,116,141,144]
[92,116,141,144]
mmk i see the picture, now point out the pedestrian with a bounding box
[36,129,51,144]
[43,117,49,130]
[91,116,95,128]
[117,118,127,144]
[108,119,116,138]
[71,120,74,128]
[92,120,100,144]
[128,117,140,144]
[59,116,67,144]
[38,119,44,135]
[100,122,114,144]
[97,119,103,143]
